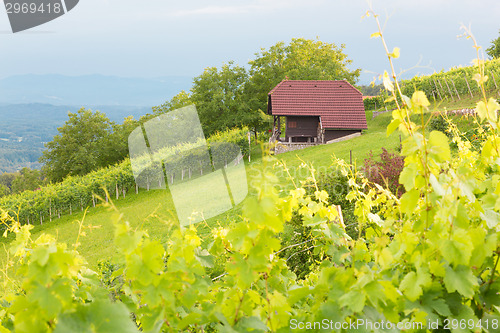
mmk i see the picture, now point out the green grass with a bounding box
[0,95,477,269]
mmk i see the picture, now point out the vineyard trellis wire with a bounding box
[364,58,500,111]
[0,127,251,228]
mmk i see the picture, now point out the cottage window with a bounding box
[288,121,297,128]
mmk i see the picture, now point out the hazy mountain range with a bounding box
[0,74,193,172]
[0,74,193,106]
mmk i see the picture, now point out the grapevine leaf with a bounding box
[443,265,477,298]
[235,316,269,331]
[194,248,214,268]
[433,300,452,317]
[31,282,63,318]
[411,91,430,108]
[481,209,500,228]
[142,240,165,273]
[476,100,488,121]
[426,297,452,317]
[55,301,138,333]
[399,271,421,301]
[487,97,500,123]
[440,231,472,266]
[370,32,381,38]
[339,290,366,313]
[450,305,477,333]
[390,47,400,59]
[428,131,451,162]
[383,70,394,92]
[429,260,445,277]
[387,119,400,136]
[288,286,312,305]
[400,189,419,215]
[179,313,203,330]
[399,164,417,191]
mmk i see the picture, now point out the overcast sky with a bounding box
[0,0,499,84]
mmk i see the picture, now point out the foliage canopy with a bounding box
[486,30,500,59]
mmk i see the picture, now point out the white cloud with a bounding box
[169,0,324,17]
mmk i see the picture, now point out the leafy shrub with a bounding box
[278,213,316,279]
[362,147,405,196]
[279,170,357,279]
[429,114,449,135]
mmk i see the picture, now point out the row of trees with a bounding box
[0,126,251,226]
[192,38,360,137]
[22,33,500,186]
[39,109,136,183]
[487,29,500,59]
[37,38,361,184]
[0,168,44,198]
[152,38,360,139]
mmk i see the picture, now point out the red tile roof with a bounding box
[268,80,367,130]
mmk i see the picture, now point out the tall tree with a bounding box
[246,38,361,114]
[151,90,192,116]
[0,172,16,190]
[486,30,500,59]
[40,108,116,182]
[0,183,10,197]
[11,167,43,194]
[191,62,251,136]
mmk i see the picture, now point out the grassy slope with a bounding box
[0,96,477,269]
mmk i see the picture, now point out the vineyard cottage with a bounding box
[268,80,368,145]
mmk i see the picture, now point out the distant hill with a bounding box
[0,74,193,106]
[0,103,155,173]
[0,103,152,124]
[0,73,193,172]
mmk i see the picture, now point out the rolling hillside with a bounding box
[0,85,496,269]
[0,109,402,269]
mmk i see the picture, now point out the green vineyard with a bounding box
[0,127,250,227]
[364,58,500,111]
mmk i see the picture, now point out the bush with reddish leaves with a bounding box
[362,147,405,197]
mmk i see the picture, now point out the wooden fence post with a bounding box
[451,78,461,100]
[464,73,473,98]
[432,77,443,100]
[350,150,353,171]
[444,78,455,101]
[489,70,499,92]
[437,79,447,100]
[336,205,344,227]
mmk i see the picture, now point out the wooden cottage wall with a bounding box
[285,116,319,140]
